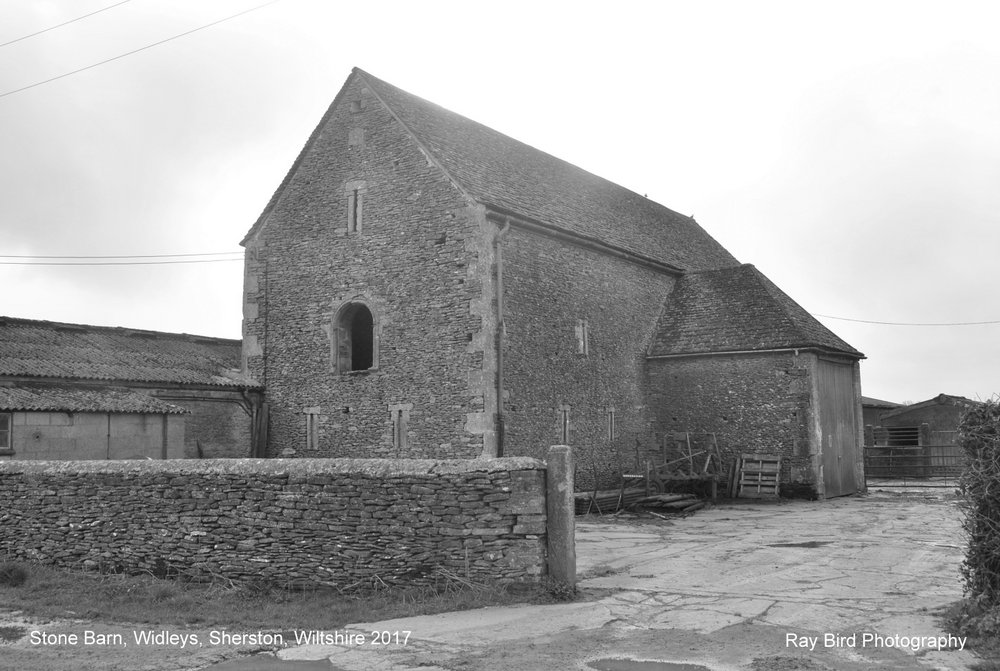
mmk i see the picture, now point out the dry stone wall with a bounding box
[0,458,548,589]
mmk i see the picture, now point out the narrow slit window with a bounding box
[390,403,412,451]
[606,407,616,441]
[575,319,589,356]
[304,408,320,451]
[344,181,367,234]
[559,405,571,444]
[347,189,362,233]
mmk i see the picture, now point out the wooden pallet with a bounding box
[737,454,781,498]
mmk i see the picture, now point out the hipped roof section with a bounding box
[244,68,739,272]
[0,316,260,388]
[648,264,864,358]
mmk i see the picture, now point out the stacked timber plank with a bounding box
[632,493,706,514]
[574,488,649,514]
[574,490,707,515]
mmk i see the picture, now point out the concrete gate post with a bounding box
[545,444,576,588]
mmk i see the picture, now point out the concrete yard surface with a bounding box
[276,490,978,671]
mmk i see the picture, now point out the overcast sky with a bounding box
[1,0,998,405]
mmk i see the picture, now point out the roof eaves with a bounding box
[746,266,864,358]
[646,345,864,360]
[483,205,685,276]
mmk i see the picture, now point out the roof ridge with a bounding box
[354,69,476,205]
[742,266,807,337]
[353,69,699,225]
[0,315,239,345]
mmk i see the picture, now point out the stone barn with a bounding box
[241,68,864,497]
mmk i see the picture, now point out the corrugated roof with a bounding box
[246,68,739,272]
[862,396,900,408]
[0,385,187,414]
[647,264,863,358]
[881,393,981,419]
[0,317,260,388]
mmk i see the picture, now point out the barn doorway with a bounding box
[815,358,860,497]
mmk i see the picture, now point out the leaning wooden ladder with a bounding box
[651,432,722,500]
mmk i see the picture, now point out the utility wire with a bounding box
[0,252,241,259]
[3,253,996,321]
[813,313,1000,327]
[0,1,134,49]
[0,0,281,100]
[0,258,242,266]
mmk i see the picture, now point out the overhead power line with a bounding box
[0,0,281,100]
[0,252,241,259]
[0,258,243,266]
[0,1,134,49]
[0,258,242,266]
[813,313,1000,327]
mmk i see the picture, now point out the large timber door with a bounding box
[816,358,860,497]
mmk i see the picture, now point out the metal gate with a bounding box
[864,429,964,486]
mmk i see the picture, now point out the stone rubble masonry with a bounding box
[501,226,676,491]
[646,351,820,496]
[0,458,549,589]
[241,76,490,460]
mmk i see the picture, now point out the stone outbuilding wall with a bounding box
[0,457,555,589]
[2,412,185,461]
[646,351,864,498]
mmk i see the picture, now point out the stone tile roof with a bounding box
[247,68,739,272]
[0,316,259,388]
[0,385,186,414]
[647,264,863,358]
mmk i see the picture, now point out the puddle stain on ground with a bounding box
[197,655,336,671]
[589,659,712,671]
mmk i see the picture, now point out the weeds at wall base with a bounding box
[0,561,28,587]
[0,562,559,632]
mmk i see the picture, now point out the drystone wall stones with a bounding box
[0,458,548,589]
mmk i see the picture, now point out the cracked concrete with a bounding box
[267,490,977,670]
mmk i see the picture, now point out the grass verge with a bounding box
[0,562,573,631]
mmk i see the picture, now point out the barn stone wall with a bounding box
[171,397,252,459]
[0,458,549,589]
[242,75,490,460]
[645,351,820,496]
[500,226,676,491]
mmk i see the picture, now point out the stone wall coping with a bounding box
[0,457,544,477]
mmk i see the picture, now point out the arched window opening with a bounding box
[335,303,376,373]
[349,307,374,371]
